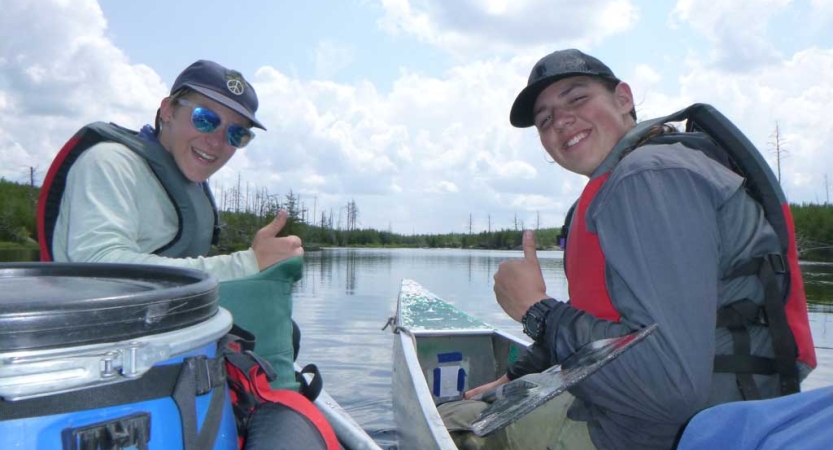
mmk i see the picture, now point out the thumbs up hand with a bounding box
[251,210,304,270]
[494,230,548,322]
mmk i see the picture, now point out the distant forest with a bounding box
[2,178,832,260]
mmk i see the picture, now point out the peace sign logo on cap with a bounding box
[225,73,246,96]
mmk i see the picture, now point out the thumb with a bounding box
[523,230,539,264]
[265,210,288,235]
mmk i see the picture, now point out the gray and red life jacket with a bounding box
[562,103,816,399]
[37,122,220,261]
[35,124,337,449]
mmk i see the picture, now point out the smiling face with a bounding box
[533,76,636,177]
[157,92,250,182]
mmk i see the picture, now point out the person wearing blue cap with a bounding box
[40,60,301,280]
[439,49,814,450]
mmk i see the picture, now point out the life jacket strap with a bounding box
[713,355,777,375]
[716,298,761,399]
[296,363,324,402]
[757,255,801,395]
[714,254,800,398]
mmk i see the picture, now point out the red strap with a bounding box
[38,135,82,261]
[249,368,339,450]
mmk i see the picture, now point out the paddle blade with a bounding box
[470,324,658,437]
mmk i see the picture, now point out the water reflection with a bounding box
[803,262,833,305]
[0,248,39,263]
[289,249,833,448]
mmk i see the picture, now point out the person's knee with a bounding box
[450,430,490,450]
[438,400,489,431]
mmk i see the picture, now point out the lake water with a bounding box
[291,248,833,449]
[2,247,831,448]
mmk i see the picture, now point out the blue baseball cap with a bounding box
[171,60,265,130]
[510,49,619,128]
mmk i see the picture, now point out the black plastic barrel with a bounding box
[0,262,218,352]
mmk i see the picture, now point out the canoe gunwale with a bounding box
[394,326,460,450]
[408,328,497,337]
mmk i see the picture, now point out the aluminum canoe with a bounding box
[390,279,531,450]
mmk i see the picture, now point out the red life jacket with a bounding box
[565,174,617,322]
[562,104,816,398]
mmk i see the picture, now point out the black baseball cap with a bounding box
[171,60,265,130]
[510,49,619,128]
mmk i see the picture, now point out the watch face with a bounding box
[523,312,541,338]
[523,300,554,341]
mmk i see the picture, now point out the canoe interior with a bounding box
[397,279,530,400]
[393,279,530,449]
[412,331,528,404]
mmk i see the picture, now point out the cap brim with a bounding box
[509,73,618,128]
[187,85,266,130]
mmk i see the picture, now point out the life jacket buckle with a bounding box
[768,253,787,274]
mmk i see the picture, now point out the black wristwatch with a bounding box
[521,298,559,342]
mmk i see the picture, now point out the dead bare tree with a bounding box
[769,122,788,184]
[28,166,39,206]
[345,200,359,231]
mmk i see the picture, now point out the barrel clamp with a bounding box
[0,309,231,401]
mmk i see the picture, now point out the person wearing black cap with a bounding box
[44,60,301,280]
[439,49,813,450]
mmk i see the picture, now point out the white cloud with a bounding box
[426,180,459,193]
[3,0,830,234]
[663,48,833,203]
[670,0,791,71]
[632,64,662,87]
[509,194,560,211]
[0,0,164,183]
[494,161,537,180]
[812,0,833,13]
[207,50,584,233]
[376,0,640,56]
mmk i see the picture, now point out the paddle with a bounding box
[470,323,658,437]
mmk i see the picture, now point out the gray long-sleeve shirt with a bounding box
[531,125,795,450]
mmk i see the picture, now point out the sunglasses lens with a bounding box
[186,102,253,148]
[227,125,254,148]
[191,107,221,133]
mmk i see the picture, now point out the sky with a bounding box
[2,0,832,234]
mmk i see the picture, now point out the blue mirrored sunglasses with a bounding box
[177,99,255,148]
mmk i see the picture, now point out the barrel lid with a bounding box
[0,262,218,352]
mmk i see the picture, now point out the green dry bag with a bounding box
[219,256,303,391]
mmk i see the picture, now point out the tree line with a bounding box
[2,178,832,260]
[0,179,38,245]
[213,188,562,251]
